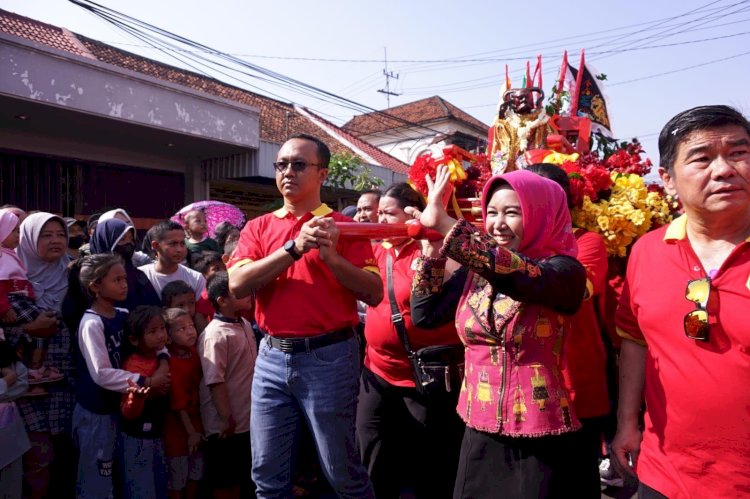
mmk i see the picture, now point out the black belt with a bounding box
[267,328,354,354]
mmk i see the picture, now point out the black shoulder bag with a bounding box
[386,253,464,397]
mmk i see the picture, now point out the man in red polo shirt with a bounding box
[613,105,750,498]
[228,134,382,498]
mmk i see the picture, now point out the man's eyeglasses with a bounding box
[684,277,710,341]
[273,161,320,173]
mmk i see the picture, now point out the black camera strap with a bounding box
[386,252,416,358]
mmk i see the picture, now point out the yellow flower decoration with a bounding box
[572,173,674,257]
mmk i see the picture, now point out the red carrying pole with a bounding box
[337,222,444,241]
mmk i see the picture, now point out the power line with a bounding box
[609,49,750,86]
[68,0,463,142]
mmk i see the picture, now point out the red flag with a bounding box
[532,55,542,87]
[555,51,569,113]
[571,49,585,115]
[525,61,531,88]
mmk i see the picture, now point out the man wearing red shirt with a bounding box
[613,105,750,498]
[228,134,382,498]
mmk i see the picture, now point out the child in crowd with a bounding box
[213,222,240,257]
[163,308,204,499]
[199,272,257,499]
[162,280,208,333]
[119,306,170,498]
[72,254,171,499]
[0,328,30,499]
[140,221,206,302]
[182,210,220,263]
[221,237,238,266]
[191,251,226,324]
[0,209,61,394]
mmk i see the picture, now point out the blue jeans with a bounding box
[72,404,117,499]
[116,433,167,499]
[250,335,374,499]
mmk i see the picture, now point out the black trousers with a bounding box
[453,426,598,499]
[356,367,463,499]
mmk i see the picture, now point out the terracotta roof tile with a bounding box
[343,95,488,137]
[299,107,409,174]
[0,8,406,173]
[0,9,92,58]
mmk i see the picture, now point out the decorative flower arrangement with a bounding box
[561,139,678,257]
[409,145,492,199]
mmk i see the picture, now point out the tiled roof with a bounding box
[343,95,489,137]
[0,9,92,58]
[0,8,406,172]
[298,107,409,174]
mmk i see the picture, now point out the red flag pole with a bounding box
[555,50,568,113]
[505,64,511,91]
[571,49,585,116]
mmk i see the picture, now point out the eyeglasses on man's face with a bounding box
[684,277,710,342]
[273,160,320,173]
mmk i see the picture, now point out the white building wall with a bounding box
[360,120,486,165]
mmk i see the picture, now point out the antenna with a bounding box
[377,47,401,108]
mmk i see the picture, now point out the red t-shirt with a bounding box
[616,215,750,498]
[195,289,214,323]
[560,230,610,418]
[364,241,461,387]
[164,346,203,457]
[228,204,378,337]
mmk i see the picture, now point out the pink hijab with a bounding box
[481,170,577,260]
[0,210,27,280]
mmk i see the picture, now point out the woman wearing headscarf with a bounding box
[89,219,160,310]
[411,167,590,497]
[4,212,76,499]
[98,209,152,266]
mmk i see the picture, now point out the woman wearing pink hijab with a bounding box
[411,166,591,497]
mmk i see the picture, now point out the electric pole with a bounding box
[377,47,401,108]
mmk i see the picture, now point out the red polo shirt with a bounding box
[364,241,461,387]
[616,215,750,498]
[561,229,610,419]
[228,204,378,337]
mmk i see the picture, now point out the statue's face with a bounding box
[509,89,534,114]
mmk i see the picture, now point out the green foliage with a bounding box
[545,85,571,116]
[325,152,385,192]
[595,73,608,81]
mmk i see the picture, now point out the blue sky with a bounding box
[4,0,750,173]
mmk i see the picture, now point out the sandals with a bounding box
[27,366,65,385]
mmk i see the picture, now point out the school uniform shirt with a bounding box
[616,215,750,498]
[138,263,206,301]
[228,204,378,337]
[198,315,257,436]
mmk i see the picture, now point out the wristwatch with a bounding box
[283,240,302,260]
